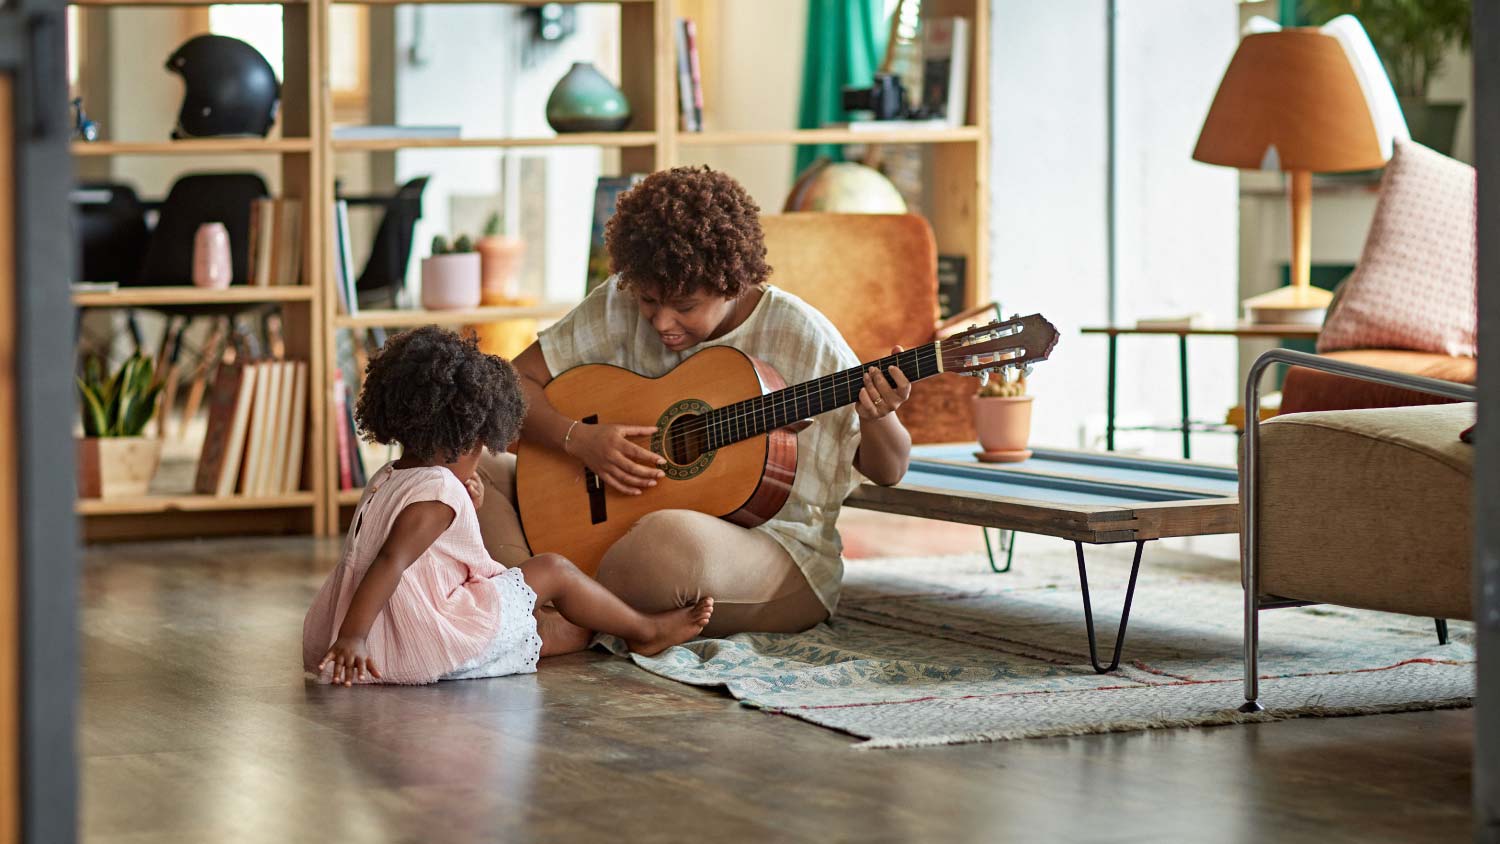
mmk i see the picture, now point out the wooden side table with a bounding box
[1081,323,1322,459]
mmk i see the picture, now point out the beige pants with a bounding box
[475,451,828,638]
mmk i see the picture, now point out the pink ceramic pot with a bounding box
[192,222,232,289]
[420,253,482,310]
[477,235,526,302]
[972,395,1034,453]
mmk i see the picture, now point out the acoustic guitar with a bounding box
[515,314,1059,574]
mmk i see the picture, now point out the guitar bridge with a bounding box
[581,415,607,525]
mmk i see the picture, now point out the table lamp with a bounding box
[1193,15,1409,325]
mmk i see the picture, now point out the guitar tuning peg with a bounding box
[978,370,990,388]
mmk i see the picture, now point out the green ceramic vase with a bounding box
[546,62,632,133]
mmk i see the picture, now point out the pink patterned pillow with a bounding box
[1317,141,1477,357]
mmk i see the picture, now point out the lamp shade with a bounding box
[1193,19,1404,173]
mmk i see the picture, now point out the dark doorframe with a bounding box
[7,0,80,840]
[1474,1,1498,841]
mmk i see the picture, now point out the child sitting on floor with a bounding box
[303,326,712,686]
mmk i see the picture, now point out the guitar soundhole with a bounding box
[654,398,717,481]
[662,413,709,465]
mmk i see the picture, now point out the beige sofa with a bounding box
[1238,348,1477,712]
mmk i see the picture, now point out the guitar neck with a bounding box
[702,342,943,451]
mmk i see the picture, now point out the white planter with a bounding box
[420,253,482,310]
[77,436,162,499]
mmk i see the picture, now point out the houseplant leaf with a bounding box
[76,377,109,438]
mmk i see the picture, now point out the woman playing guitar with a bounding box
[474,165,914,639]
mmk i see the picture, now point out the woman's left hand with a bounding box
[857,345,913,421]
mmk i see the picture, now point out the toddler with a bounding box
[303,326,712,685]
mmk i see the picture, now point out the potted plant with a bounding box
[421,233,482,310]
[1299,0,1471,155]
[76,353,164,498]
[972,363,1033,463]
[475,212,526,305]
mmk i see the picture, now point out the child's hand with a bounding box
[318,635,381,686]
[465,475,484,509]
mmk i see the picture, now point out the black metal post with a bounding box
[1106,333,1118,451]
[1178,334,1191,459]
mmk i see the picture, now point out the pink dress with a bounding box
[302,463,543,685]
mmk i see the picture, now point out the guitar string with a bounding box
[662,346,935,453]
[659,340,1023,459]
[658,344,972,458]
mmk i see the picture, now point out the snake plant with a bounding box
[77,353,162,438]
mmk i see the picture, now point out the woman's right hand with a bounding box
[564,423,665,495]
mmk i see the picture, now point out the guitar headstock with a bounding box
[940,314,1059,379]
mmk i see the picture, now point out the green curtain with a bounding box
[794,0,889,178]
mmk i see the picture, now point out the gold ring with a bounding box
[873,396,884,405]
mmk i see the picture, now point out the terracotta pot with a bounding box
[77,436,162,499]
[476,235,526,301]
[972,395,1033,453]
[420,253,481,310]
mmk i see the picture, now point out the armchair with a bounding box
[760,213,994,445]
[1239,348,1476,712]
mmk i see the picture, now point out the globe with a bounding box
[782,161,908,214]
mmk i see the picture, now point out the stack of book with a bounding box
[331,367,368,492]
[194,354,309,497]
[675,18,703,132]
[247,197,305,286]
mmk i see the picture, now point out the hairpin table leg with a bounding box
[983,528,1016,573]
[1076,540,1146,673]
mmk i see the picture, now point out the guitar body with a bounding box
[515,345,797,576]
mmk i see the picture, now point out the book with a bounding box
[674,19,699,132]
[344,380,367,488]
[333,199,357,315]
[333,369,353,491]
[241,361,281,496]
[1135,314,1212,330]
[585,174,646,295]
[684,18,704,131]
[282,361,308,494]
[193,354,247,495]
[937,254,967,320]
[921,17,970,128]
[275,198,304,285]
[204,356,259,497]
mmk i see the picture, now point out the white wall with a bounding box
[389,5,621,303]
[991,1,1240,462]
[678,0,808,213]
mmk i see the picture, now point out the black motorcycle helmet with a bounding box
[166,34,280,139]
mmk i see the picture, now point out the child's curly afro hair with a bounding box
[605,165,770,300]
[355,326,526,463]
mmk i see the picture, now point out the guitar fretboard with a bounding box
[695,343,941,452]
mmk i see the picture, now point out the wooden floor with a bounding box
[80,512,1474,844]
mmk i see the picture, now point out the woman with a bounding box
[474,165,912,637]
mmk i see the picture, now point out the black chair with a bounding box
[138,172,270,286]
[72,182,150,284]
[342,175,429,309]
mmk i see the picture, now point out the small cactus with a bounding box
[452,234,474,253]
[483,212,502,237]
[978,364,1030,398]
[431,235,450,255]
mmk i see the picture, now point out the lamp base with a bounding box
[1242,285,1332,326]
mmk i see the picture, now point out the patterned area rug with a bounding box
[599,536,1474,748]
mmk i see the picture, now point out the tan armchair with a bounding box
[760,212,993,444]
[1238,348,1477,712]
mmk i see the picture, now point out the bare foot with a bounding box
[627,597,714,656]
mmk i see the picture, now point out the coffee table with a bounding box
[843,444,1239,672]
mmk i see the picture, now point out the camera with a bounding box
[841,73,909,121]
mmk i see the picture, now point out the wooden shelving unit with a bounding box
[332,302,575,330]
[72,285,316,308]
[331,133,658,152]
[71,0,988,539]
[68,0,326,540]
